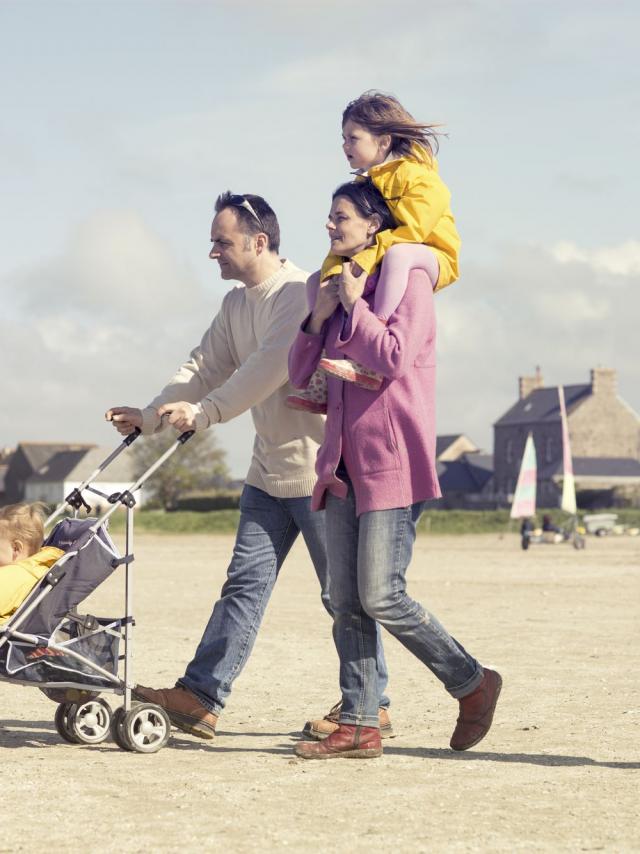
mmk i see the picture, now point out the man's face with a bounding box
[209,208,255,282]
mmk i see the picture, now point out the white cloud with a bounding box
[552,240,640,277]
[435,239,640,450]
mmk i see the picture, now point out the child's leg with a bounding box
[285,270,328,413]
[373,244,440,321]
[318,246,439,390]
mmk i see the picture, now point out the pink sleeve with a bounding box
[288,318,326,390]
[336,269,434,379]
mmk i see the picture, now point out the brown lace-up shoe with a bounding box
[295,724,382,759]
[133,685,218,739]
[450,668,502,751]
[303,701,394,740]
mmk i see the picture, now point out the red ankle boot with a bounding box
[295,724,382,760]
[450,668,502,751]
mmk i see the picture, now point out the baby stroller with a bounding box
[0,427,194,753]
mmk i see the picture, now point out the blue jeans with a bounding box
[326,481,483,728]
[179,484,390,716]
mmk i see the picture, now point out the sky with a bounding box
[1,0,639,476]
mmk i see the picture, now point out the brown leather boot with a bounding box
[450,668,502,751]
[303,701,394,740]
[133,685,218,739]
[295,724,382,759]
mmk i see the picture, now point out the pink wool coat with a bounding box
[288,269,441,515]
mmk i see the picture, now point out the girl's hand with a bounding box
[308,276,340,334]
[338,261,366,313]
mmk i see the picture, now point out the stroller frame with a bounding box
[0,427,194,752]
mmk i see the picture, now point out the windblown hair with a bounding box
[342,90,443,161]
[0,502,47,558]
[332,180,396,233]
[215,191,281,254]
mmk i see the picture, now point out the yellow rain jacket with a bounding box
[0,546,64,625]
[321,149,461,291]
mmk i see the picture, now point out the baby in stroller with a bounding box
[0,503,63,624]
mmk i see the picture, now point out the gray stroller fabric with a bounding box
[19,519,120,637]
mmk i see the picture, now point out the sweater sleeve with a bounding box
[198,285,308,424]
[351,166,451,276]
[336,269,435,379]
[143,303,238,433]
[288,317,327,389]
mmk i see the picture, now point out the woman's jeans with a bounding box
[326,481,483,728]
[179,484,390,716]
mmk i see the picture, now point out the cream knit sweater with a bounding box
[140,259,324,499]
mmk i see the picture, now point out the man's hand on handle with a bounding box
[105,406,144,436]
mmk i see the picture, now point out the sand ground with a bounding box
[1,531,638,853]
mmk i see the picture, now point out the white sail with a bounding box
[558,386,577,515]
[510,433,537,519]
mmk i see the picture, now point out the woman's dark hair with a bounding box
[332,179,395,233]
[342,90,443,161]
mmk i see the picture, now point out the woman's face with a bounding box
[326,196,377,258]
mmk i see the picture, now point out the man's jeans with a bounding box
[326,481,483,728]
[179,484,390,716]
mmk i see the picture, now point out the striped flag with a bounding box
[558,386,577,515]
[510,432,537,519]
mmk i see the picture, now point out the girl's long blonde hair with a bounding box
[0,502,47,557]
[342,90,443,162]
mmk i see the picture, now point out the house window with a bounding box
[545,437,553,463]
[506,439,513,463]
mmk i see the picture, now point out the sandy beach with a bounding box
[1,531,638,852]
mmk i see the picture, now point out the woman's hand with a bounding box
[338,261,366,314]
[308,276,340,334]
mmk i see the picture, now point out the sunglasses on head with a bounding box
[227,194,266,232]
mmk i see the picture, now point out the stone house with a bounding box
[493,368,640,507]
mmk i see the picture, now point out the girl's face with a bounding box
[342,119,391,171]
[326,196,378,258]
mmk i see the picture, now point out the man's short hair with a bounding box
[215,192,280,254]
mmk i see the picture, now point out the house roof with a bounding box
[494,384,591,428]
[436,434,464,457]
[539,457,640,479]
[437,453,494,493]
[28,446,136,484]
[17,442,95,472]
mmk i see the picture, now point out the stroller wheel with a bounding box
[121,703,171,754]
[111,706,133,751]
[68,698,112,744]
[54,702,83,744]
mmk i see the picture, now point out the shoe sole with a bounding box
[450,672,503,751]
[303,721,394,740]
[285,396,327,414]
[295,747,383,760]
[318,360,382,390]
[132,689,216,739]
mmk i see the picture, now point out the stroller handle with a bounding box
[45,429,143,527]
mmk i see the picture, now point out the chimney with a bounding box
[519,365,544,400]
[590,367,617,397]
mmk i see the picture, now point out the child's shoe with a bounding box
[285,369,328,414]
[318,357,383,391]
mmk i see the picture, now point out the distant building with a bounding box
[437,452,495,509]
[494,367,640,508]
[436,434,479,462]
[24,446,144,511]
[2,442,95,505]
